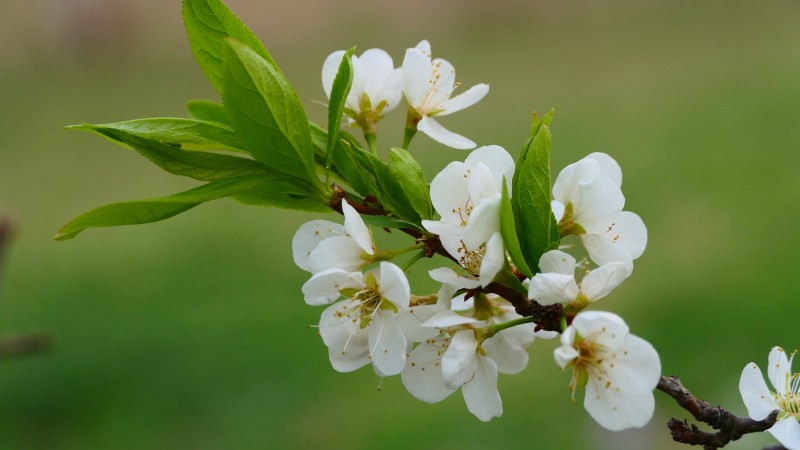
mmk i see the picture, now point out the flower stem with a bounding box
[485,316,536,340]
[403,107,420,150]
[364,131,378,155]
[373,243,425,262]
[402,250,426,272]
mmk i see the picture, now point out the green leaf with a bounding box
[388,147,433,220]
[182,0,279,93]
[56,175,270,240]
[70,118,245,153]
[326,48,354,178]
[360,215,424,232]
[69,124,273,181]
[221,39,323,195]
[500,178,533,277]
[232,192,330,212]
[513,124,558,272]
[187,100,231,126]
[331,143,420,222]
[530,108,555,138]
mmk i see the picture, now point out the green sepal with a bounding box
[56,175,272,240]
[388,147,433,220]
[513,119,559,273]
[326,48,355,178]
[187,100,232,127]
[221,39,324,196]
[182,0,280,94]
[499,177,533,277]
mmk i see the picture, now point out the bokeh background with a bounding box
[1,0,799,448]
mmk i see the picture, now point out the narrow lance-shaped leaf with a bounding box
[326,48,354,181]
[388,147,433,220]
[513,124,558,272]
[68,124,269,181]
[182,0,279,93]
[56,175,271,240]
[499,178,533,277]
[69,118,245,153]
[221,38,326,197]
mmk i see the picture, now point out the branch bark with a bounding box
[657,375,779,449]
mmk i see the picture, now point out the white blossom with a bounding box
[322,48,402,130]
[313,262,411,376]
[740,346,800,450]
[528,249,629,307]
[402,40,489,149]
[401,297,535,422]
[552,152,647,270]
[291,202,374,275]
[422,145,514,286]
[554,310,660,431]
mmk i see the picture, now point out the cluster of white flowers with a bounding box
[322,40,489,149]
[298,40,662,430]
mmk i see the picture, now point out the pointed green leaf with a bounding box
[56,175,270,240]
[513,124,558,272]
[388,147,433,220]
[69,118,245,153]
[232,192,329,212]
[221,39,323,195]
[326,48,354,177]
[182,0,279,93]
[69,124,276,181]
[187,100,231,126]
[500,178,533,277]
[360,215,424,232]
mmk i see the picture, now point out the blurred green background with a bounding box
[1,0,799,448]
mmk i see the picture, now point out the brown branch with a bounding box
[657,375,778,449]
[0,333,53,359]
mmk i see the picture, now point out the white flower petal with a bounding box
[769,346,791,396]
[528,272,579,306]
[538,250,577,275]
[428,58,456,108]
[368,309,407,376]
[321,50,345,99]
[464,145,515,194]
[463,196,501,249]
[307,235,365,274]
[554,345,580,369]
[301,268,364,306]
[440,83,489,116]
[342,201,373,255]
[462,356,502,422]
[380,68,404,112]
[580,261,630,302]
[605,334,661,394]
[423,310,481,329]
[401,341,456,403]
[768,418,800,450]
[358,48,395,105]
[429,267,481,290]
[402,47,432,108]
[572,177,625,224]
[479,232,505,287]
[442,330,479,388]
[427,160,471,226]
[466,162,500,206]
[449,293,474,312]
[319,301,370,372]
[571,310,629,349]
[582,211,647,267]
[584,380,655,431]
[483,332,529,375]
[378,262,410,310]
[551,200,565,222]
[414,40,431,55]
[292,220,346,272]
[740,361,781,420]
[587,152,622,187]
[552,157,600,206]
[396,304,445,342]
[417,116,476,150]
